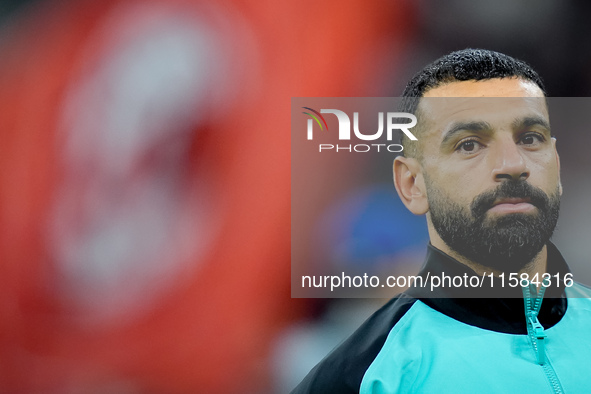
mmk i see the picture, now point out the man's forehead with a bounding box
[422,78,545,98]
[418,96,549,124]
[416,78,549,131]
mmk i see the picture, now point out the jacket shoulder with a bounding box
[566,281,591,298]
[291,294,417,394]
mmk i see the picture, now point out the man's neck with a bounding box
[429,235,548,278]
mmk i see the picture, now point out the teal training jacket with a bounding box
[293,243,591,393]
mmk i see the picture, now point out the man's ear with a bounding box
[393,155,429,215]
[552,138,563,196]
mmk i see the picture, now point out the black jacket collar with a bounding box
[406,242,569,334]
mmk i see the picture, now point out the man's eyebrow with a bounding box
[512,116,551,132]
[441,121,492,146]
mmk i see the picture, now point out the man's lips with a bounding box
[488,198,536,214]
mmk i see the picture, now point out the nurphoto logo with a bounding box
[302,107,417,153]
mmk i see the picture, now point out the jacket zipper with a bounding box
[523,283,564,394]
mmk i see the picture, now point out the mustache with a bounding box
[470,180,551,219]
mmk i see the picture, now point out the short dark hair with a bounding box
[400,48,546,157]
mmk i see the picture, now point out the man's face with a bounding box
[417,78,561,272]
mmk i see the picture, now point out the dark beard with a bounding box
[426,178,560,273]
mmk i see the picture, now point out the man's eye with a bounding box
[456,139,481,153]
[520,133,544,145]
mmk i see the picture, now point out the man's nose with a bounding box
[491,137,529,181]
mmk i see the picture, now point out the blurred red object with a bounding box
[0,0,415,392]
